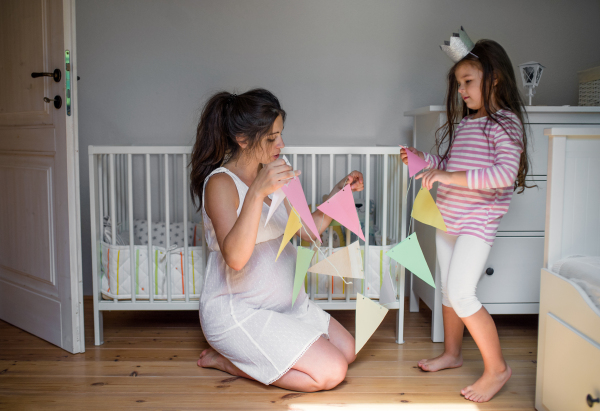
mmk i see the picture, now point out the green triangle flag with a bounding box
[293,247,316,307]
[386,233,436,288]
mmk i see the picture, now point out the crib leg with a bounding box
[431,296,444,343]
[94,310,104,346]
[409,273,420,312]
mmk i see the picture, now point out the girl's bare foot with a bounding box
[418,352,463,372]
[461,364,512,403]
[197,348,229,373]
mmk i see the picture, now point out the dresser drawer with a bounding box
[476,236,544,303]
[498,179,546,232]
[542,314,600,410]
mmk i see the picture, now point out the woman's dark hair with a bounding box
[437,39,532,193]
[190,88,286,210]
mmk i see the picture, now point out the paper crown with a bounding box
[440,26,476,63]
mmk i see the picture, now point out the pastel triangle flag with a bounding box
[386,232,436,288]
[307,241,364,279]
[292,247,315,307]
[264,188,285,227]
[403,146,429,178]
[265,155,292,227]
[411,187,447,231]
[281,177,320,239]
[276,208,302,261]
[378,271,396,305]
[317,184,364,241]
[355,293,388,354]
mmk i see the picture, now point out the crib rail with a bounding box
[89,145,408,345]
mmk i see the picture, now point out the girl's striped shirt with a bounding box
[422,109,524,245]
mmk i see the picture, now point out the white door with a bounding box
[0,0,84,354]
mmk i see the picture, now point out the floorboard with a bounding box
[0,297,538,410]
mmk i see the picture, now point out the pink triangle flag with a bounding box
[402,146,429,178]
[317,185,364,241]
[281,177,320,239]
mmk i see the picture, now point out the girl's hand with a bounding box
[337,171,364,192]
[252,159,300,198]
[400,146,424,166]
[416,169,453,190]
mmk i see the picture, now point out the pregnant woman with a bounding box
[190,88,363,392]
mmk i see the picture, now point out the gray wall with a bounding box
[77,0,600,295]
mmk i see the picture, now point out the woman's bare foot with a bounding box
[461,364,512,403]
[418,352,463,372]
[197,348,230,373]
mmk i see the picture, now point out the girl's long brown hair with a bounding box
[437,39,532,193]
[189,89,286,210]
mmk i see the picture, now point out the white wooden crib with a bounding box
[88,146,409,346]
[535,128,600,410]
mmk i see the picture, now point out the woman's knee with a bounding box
[318,357,348,390]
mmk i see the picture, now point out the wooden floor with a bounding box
[0,298,538,410]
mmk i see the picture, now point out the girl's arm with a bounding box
[417,122,523,190]
[284,171,364,243]
[205,160,298,271]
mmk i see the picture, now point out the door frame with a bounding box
[63,0,85,353]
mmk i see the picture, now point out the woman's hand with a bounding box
[250,158,300,198]
[416,169,467,190]
[400,146,424,166]
[335,170,364,192]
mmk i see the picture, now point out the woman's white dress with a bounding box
[199,167,331,385]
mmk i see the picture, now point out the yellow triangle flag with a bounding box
[276,208,302,261]
[412,187,447,231]
[307,241,364,279]
[355,293,388,354]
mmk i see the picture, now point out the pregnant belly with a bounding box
[226,240,298,311]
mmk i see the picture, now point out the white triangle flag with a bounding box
[307,241,364,279]
[264,155,292,227]
[355,293,388,354]
[265,188,285,227]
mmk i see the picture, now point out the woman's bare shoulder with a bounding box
[204,172,239,215]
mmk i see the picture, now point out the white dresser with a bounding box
[404,106,600,342]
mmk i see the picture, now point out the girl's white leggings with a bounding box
[436,229,492,318]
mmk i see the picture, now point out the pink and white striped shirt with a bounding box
[422,110,524,245]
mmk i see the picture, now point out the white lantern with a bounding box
[518,61,545,105]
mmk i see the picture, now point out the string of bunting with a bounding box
[274,151,447,354]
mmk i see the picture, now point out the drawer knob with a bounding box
[485,267,494,275]
[588,394,600,407]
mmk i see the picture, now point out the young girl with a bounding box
[401,38,530,403]
[190,89,364,392]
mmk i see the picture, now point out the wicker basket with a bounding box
[578,66,600,106]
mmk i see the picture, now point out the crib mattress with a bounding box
[100,241,204,300]
[552,256,600,310]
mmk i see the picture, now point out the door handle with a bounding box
[31,69,61,83]
[43,96,62,109]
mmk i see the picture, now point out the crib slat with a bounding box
[382,155,388,249]
[364,154,370,299]
[182,154,189,303]
[146,154,154,304]
[328,153,334,303]
[310,153,316,301]
[292,154,298,248]
[109,154,117,303]
[102,155,108,218]
[128,154,136,303]
[165,154,172,303]
[346,154,351,302]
